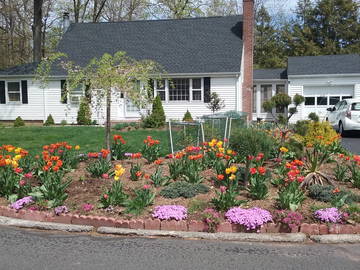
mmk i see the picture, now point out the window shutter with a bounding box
[60,80,67,104]
[204,77,211,103]
[0,81,5,104]
[21,80,28,104]
[148,79,154,98]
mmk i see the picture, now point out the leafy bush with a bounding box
[14,116,25,127]
[230,128,278,160]
[86,159,112,177]
[124,186,155,215]
[44,114,55,126]
[308,112,319,122]
[60,120,68,126]
[150,166,170,187]
[212,186,245,212]
[182,110,193,122]
[308,184,360,204]
[293,120,309,136]
[99,181,128,208]
[113,122,139,130]
[303,121,338,147]
[160,181,209,199]
[142,95,166,128]
[277,182,306,211]
[77,98,92,125]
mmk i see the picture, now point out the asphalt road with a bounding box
[342,132,360,154]
[0,226,360,270]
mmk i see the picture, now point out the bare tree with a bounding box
[33,0,43,62]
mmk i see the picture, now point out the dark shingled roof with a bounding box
[0,62,39,76]
[287,54,360,76]
[57,16,243,74]
[254,68,287,80]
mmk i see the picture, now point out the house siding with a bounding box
[162,77,237,120]
[0,79,78,123]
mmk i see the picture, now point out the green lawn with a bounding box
[0,126,170,155]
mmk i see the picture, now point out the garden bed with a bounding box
[1,121,360,233]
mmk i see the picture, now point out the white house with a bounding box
[253,54,360,122]
[0,0,255,124]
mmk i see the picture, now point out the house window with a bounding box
[329,96,340,105]
[126,99,139,112]
[7,82,21,102]
[342,96,352,100]
[305,97,315,106]
[156,79,165,101]
[169,78,189,101]
[317,96,328,106]
[192,78,202,101]
[260,84,272,113]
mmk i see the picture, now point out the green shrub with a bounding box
[124,187,155,215]
[182,110,193,122]
[308,184,360,204]
[44,114,55,126]
[77,98,92,125]
[160,181,209,199]
[308,112,319,122]
[142,95,166,128]
[113,122,138,130]
[293,120,309,136]
[14,116,25,127]
[230,128,278,160]
[60,120,67,126]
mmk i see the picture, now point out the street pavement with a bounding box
[0,226,359,270]
[342,132,360,154]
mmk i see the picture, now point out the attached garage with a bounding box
[302,85,354,120]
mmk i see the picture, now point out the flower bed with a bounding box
[1,124,360,234]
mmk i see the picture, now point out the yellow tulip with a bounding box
[75,145,80,150]
[114,176,120,181]
[229,174,236,181]
[12,161,18,168]
[5,159,12,165]
[15,148,22,154]
[14,155,22,161]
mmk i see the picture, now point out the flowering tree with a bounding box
[37,51,163,158]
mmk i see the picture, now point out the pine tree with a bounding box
[143,95,166,128]
[77,98,92,125]
[254,5,286,68]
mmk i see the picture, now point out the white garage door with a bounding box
[303,85,354,120]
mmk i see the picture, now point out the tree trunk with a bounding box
[33,0,43,62]
[105,87,111,161]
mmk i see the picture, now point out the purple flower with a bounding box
[152,205,187,220]
[10,196,33,211]
[54,205,69,215]
[314,208,342,223]
[225,207,272,231]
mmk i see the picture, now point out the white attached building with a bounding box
[253,54,360,122]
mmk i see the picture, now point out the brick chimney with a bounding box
[242,0,254,121]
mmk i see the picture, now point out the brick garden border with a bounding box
[1,206,359,235]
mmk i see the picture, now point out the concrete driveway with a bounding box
[342,132,360,154]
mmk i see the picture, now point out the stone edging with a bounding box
[1,206,360,235]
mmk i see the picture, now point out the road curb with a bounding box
[0,216,94,232]
[97,226,307,242]
[310,234,360,244]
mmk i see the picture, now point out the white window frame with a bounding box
[155,79,166,102]
[6,81,22,104]
[155,78,204,103]
[190,78,203,102]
